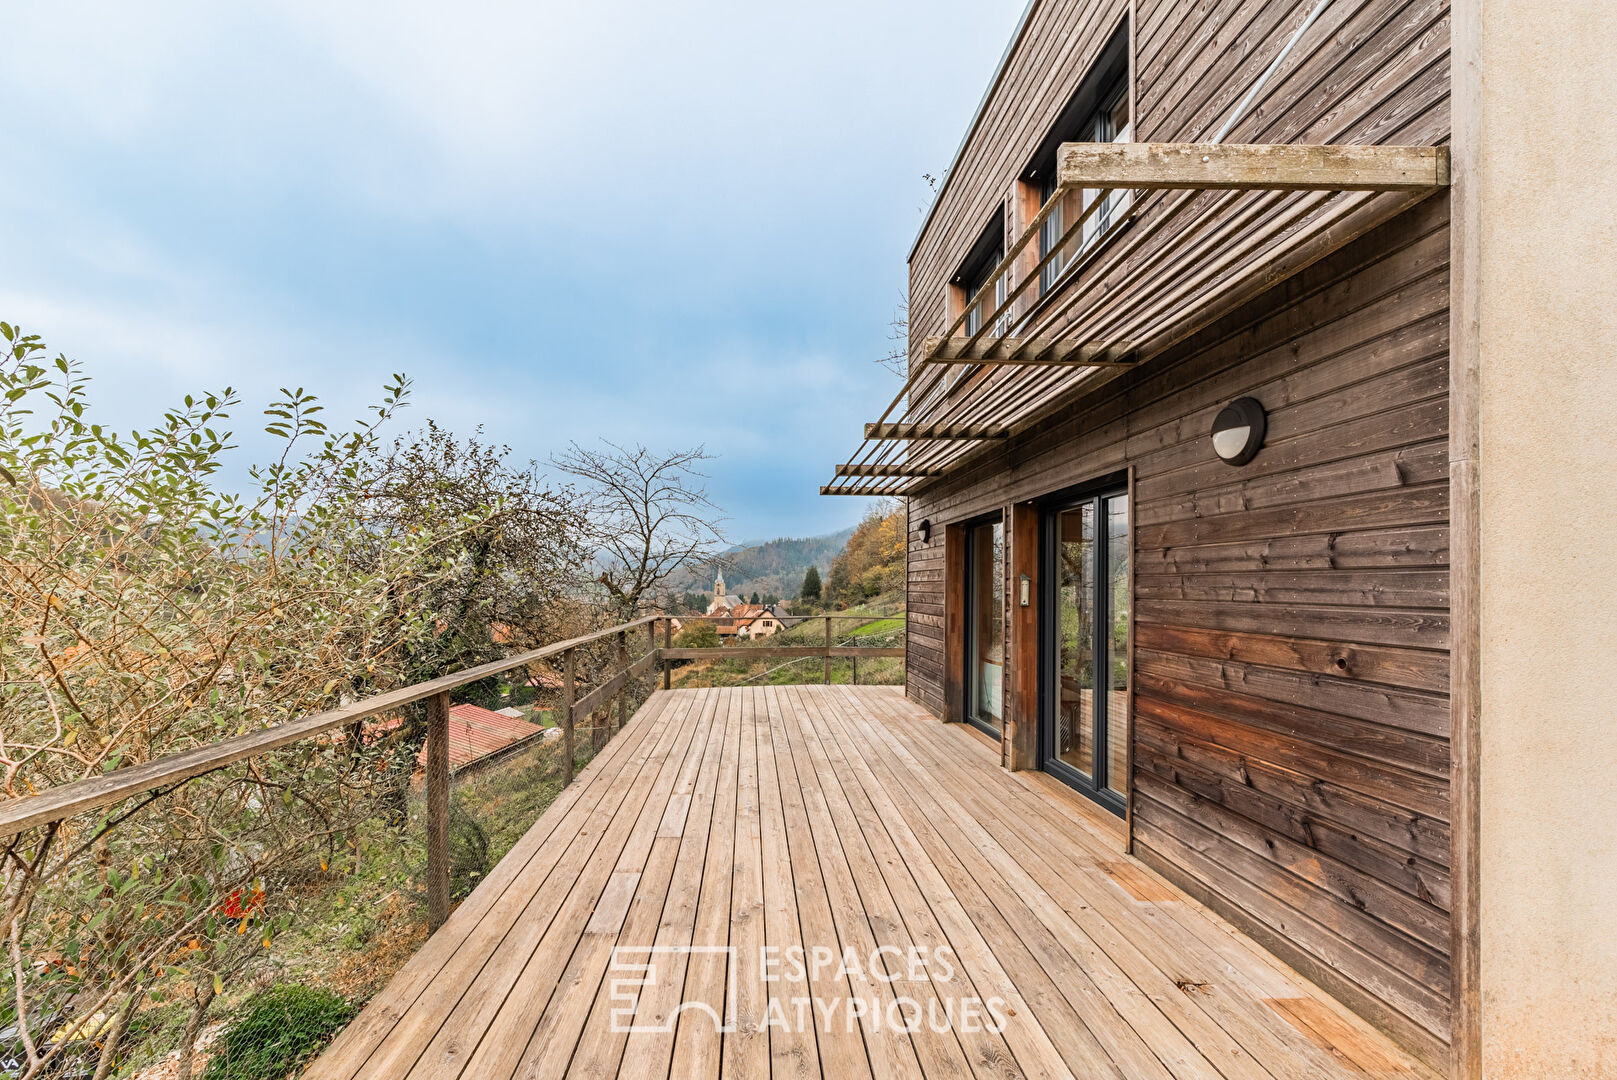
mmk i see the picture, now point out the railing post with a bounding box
[648,620,659,696]
[824,616,832,685]
[663,618,673,690]
[425,690,451,931]
[852,656,859,685]
[616,629,630,733]
[562,647,576,786]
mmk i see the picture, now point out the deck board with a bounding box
[311,686,1437,1080]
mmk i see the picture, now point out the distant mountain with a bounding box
[669,527,856,604]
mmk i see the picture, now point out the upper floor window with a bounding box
[938,208,1008,394]
[962,245,1008,339]
[1024,21,1131,298]
[950,209,1007,340]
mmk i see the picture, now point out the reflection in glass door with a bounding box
[1045,489,1129,812]
[964,520,1005,737]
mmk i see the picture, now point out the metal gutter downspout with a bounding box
[1210,0,1335,142]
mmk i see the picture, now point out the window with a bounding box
[950,208,1007,339]
[964,517,1005,738]
[1079,85,1132,250]
[1023,21,1132,298]
[942,209,1009,393]
[966,264,1010,338]
[1041,478,1129,815]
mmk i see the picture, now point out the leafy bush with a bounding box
[0,324,545,1077]
[675,621,720,649]
[201,985,355,1080]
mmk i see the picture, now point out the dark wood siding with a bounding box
[908,0,1449,361]
[905,196,1452,1066]
[908,0,1132,361]
[904,0,1453,1065]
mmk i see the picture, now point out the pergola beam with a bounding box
[1056,142,1450,192]
[921,336,1138,366]
[834,464,945,477]
[820,484,915,496]
[864,422,1010,441]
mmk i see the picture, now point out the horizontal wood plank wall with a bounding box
[908,517,948,716]
[909,0,1450,365]
[904,195,1453,1069]
[908,0,1130,359]
[904,0,1452,1067]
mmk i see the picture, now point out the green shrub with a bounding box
[201,985,355,1080]
[675,621,720,649]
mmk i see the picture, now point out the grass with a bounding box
[266,732,596,997]
[669,592,906,689]
[848,617,903,636]
[200,985,356,1080]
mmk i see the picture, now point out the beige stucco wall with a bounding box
[1466,0,1617,1074]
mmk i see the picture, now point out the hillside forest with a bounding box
[663,528,851,612]
[667,502,906,615]
[816,501,906,610]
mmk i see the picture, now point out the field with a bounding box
[670,594,906,689]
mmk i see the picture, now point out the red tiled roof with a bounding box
[416,703,544,770]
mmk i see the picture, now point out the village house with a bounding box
[700,570,787,638]
[731,604,785,639]
[412,702,550,775]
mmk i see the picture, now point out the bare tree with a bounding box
[553,441,727,619]
[878,296,911,377]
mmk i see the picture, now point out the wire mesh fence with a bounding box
[0,635,657,1080]
[664,613,906,690]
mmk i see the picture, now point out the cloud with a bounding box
[0,0,1027,538]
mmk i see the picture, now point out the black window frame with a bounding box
[950,208,1006,338]
[1038,471,1130,817]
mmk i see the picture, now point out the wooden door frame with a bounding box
[1004,502,1041,770]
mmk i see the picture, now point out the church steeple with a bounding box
[708,570,730,614]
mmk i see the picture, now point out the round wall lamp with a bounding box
[918,519,932,545]
[1211,397,1267,466]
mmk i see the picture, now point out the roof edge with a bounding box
[907,0,1044,264]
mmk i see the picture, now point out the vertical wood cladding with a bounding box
[904,0,1453,1066]
[905,196,1453,1064]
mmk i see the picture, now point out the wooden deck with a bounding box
[308,686,1434,1080]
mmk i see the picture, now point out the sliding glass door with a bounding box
[1044,487,1129,813]
[964,519,1005,737]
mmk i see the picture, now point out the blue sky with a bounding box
[0,0,1027,542]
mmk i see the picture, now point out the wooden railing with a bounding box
[0,615,664,930]
[658,613,905,686]
[0,612,909,929]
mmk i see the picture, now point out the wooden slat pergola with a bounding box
[823,142,1450,498]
